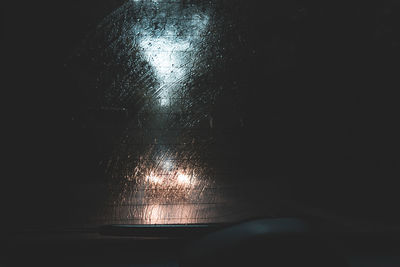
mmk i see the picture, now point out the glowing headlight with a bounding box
[177,172,191,185]
[146,173,163,184]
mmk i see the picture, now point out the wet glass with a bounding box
[64,0,287,225]
[6,0,400,230]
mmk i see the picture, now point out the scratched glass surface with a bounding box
[68,0,287,225]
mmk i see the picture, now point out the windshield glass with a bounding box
[66,0,272,225]
[8,0,400,228]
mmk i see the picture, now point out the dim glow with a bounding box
[145,204,195,224]
[163,159,174,171]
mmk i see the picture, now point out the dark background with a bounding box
[4,0,400,229]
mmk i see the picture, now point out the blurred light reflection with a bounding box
[74,0,253,226]
[136,13,209,106]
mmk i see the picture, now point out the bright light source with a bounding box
[146,173,163,184]
[136,13,209,107]
[177,172,191,185]
[139,33,190,106]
